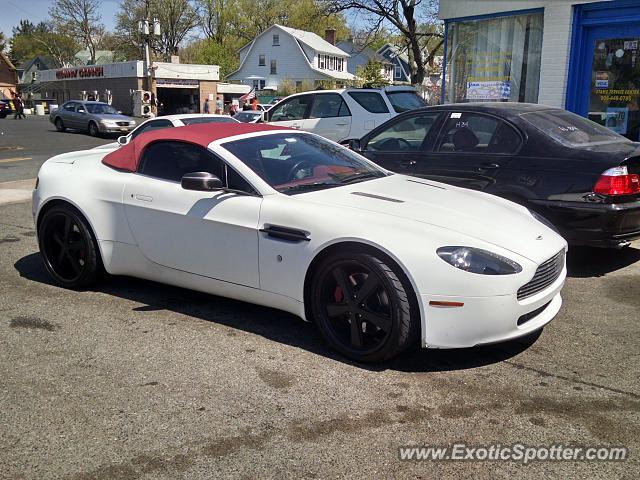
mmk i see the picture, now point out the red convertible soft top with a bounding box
[102,122,288,172]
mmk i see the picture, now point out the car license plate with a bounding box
[120,128,128,132]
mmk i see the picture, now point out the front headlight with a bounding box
[99,119,115,125]
[436,246,522,275]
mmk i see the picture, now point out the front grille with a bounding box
[116,121,129,126]
[517,250,565,301]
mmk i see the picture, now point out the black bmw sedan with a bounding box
[350,103,640,248]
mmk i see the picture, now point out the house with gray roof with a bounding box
[336,40,394,83]
[377,43,412,83]
[227,24,354,90]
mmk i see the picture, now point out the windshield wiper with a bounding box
[279,182,340,193]
[338,171,386,184]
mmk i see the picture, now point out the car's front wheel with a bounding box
[310,251,417,362]
[88,121,99,137]
[55,117,65,132]
[38,204,103,288]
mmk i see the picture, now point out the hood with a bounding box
[47,148,109,164]
[298,174,565,263]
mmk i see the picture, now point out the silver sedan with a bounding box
[50,101,136,137]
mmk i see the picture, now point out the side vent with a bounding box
[260,225,310,243]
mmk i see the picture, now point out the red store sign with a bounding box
[56,66,104,80]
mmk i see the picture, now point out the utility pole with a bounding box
[139,1,161,94]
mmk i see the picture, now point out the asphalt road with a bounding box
[1,117,639,479]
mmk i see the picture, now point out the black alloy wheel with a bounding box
[38,205,103,288]
[311,252,416,362]
[55,117,65,132]
[88,122,99,137]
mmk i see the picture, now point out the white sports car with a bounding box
[32,123,567,362]
[93,114,239,150]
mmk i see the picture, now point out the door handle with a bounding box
[399,160,417,167]
[134,194,153,202]
[336,122,349,126]
[291,124,301,129]
[476,162,500,171]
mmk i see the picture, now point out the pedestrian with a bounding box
[215,96,223,114]
[242,100,251,111]
[251,96,258,111]
[13,94,25,119]
[203,97,210,114]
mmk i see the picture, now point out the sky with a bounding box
[0,0,368,45]
[0,0,121,37]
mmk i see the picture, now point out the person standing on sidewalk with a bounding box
[203,97,210,114]
[13,95,25,119]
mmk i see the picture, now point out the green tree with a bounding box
[180,38,240,78]
[355,59,389,87]
[9,21,78,66]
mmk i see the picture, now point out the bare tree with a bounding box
[116,0,199,58]
[49,0,105,64]
[322,0,444,85]
[195,0,236,43]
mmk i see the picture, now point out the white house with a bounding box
[227,25,354,90]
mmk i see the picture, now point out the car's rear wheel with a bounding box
[38,205,103,288]
[310,251,416,362]
[88,121,99,137]
[55,117,65,132]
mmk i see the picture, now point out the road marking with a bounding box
[0,156,32,163]
[0,146,23,151]
[0,178,35,205]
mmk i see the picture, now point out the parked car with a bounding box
[0,99,14,118]
[50,101,136,136]
[233,111,262,123]
[264,86,426,143]
[350,103,640,248]
[94,114,239,149]
[33,123,566,362]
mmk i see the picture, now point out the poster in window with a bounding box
[466,81,511,101]
[605,107,629,134]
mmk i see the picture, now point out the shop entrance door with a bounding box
[574,23,640,141]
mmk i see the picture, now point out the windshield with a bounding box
[181,116,238,125]
[222,133,387,194]
[386,91,427,113]
[521,109,633,147]
[85,103,119,115]
[234,112,261,122]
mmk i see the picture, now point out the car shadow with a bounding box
[566,245,640,278]
[15,252,541,373]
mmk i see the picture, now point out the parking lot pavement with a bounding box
[1,120,640,478]
[0,115,114,182]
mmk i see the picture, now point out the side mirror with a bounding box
[260,111,267,123]
[117,135,128,146]
[181,172,223,191]
[347,139,361,151]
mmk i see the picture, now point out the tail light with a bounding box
[593,166,640,195]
